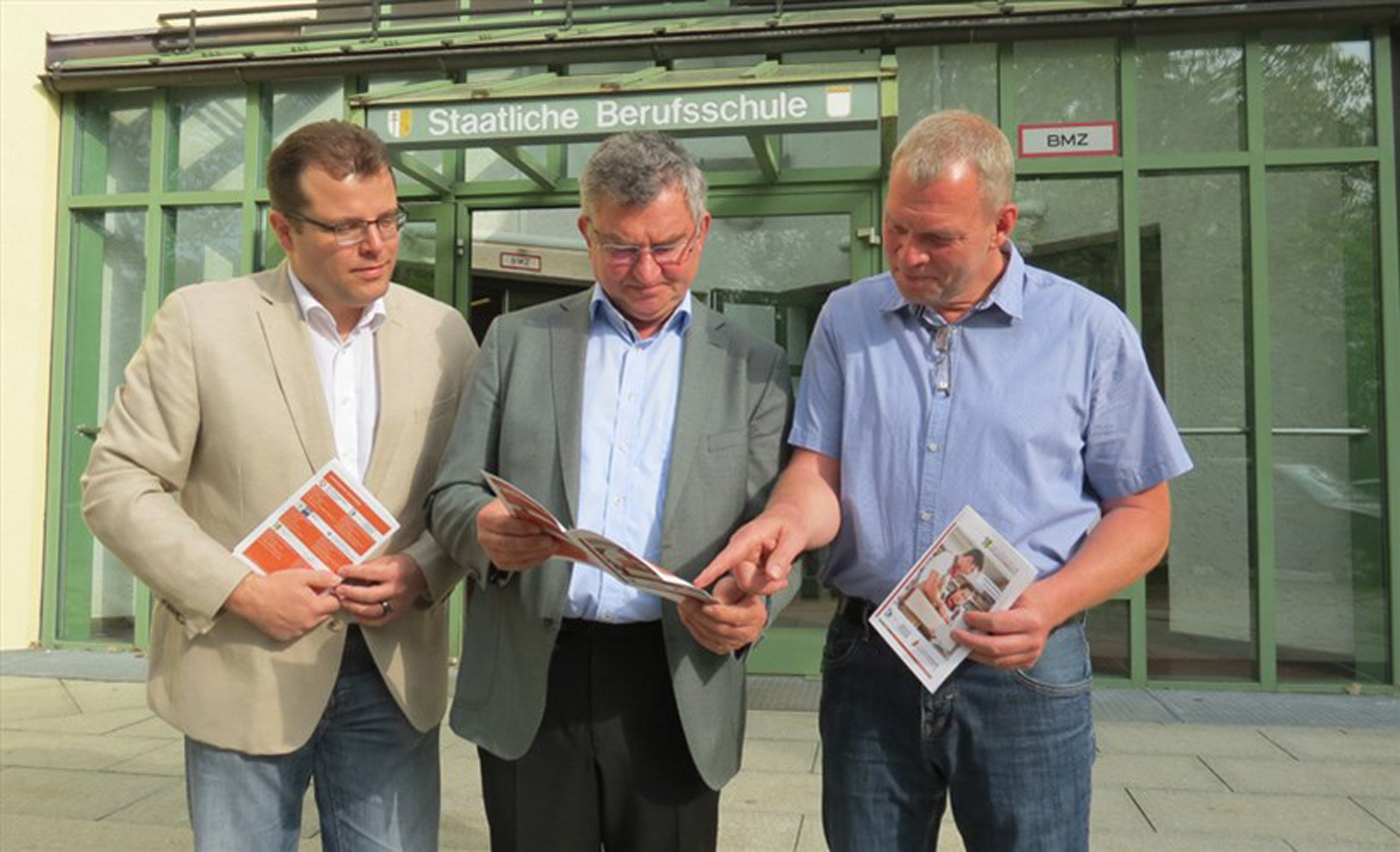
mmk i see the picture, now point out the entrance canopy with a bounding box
[352,58,897,190]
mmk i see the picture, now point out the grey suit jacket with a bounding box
[427,290,792,790]
[82,264,477,754]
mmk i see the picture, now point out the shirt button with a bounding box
[613,496,625,506]
[927,442,940,452]
[920,511,931,521]
[617,442,629,453]
[627,393,638,402]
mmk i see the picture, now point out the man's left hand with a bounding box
[953,582,1065,670]
[678,577,766,656]
[335,554,427,627]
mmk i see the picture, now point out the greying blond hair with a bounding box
[891,110,1014,214]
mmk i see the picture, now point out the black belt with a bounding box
[339,623,377,674]
[557,618,662,643]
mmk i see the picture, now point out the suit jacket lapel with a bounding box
[255,265,335,473]
[365,289,408,495]
[550,293,591,526]
[663,301,727,579]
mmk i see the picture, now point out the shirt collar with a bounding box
[878,241,1026,324]
[288,266,387,339]
[589,285,693,343]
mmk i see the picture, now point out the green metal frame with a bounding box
[39,27,1400,696]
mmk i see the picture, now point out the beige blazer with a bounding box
[82,264,476,755]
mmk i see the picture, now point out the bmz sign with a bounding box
[1018,122,1119,158]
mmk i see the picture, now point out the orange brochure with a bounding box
[234,460,400,575]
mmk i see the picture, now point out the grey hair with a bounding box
[891,110,1014,214]
[580,132,707,226]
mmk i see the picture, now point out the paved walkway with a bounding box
[1,651,1397,850]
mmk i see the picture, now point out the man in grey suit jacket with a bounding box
[82,121,476,850]
[427,132,792,851]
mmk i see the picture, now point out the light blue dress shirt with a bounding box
[563,287,693,623]
[790,244,1193,603]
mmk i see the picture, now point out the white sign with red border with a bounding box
[1018,122,1119,158]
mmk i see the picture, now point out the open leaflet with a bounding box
[484,471,714,604]
[870,505,1037,694]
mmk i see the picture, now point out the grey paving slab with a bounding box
[1092,753,1228,792]
[2,705,154,736]
[716,808,802,850]
[745,710,819,743]
[723,769,823,816]
[0,729,169,771]
[105,739,185,777]
[108,714,182,739]
[1286,840,1400,852]
[0,676,63,694]
[741,737,819,773]
[61,680,149,714]
[0,812,192,850]
[438,800,491,851]
[1091,788,1155,834]
[1089,829,1290,850]
[0,766,171,820]
[99,777,190,827]
[1204,757,1400,797]
[1095,722,1289,758]
[1353,796,1400,834]
[1093,688,1179,723]
[1132,789,1398,844]
[1258,725,1400,764]
[0,650,147,682]
[0,683,79,722]
[794,813,827,852]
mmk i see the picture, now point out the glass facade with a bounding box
[47,22,1397,691]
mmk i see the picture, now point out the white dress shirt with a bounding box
[289,269,386,481]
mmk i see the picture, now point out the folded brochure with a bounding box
[234,459,400,575]
[484,471,714,604]
[869,505,1037,694]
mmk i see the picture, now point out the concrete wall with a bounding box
[0,2,269,649]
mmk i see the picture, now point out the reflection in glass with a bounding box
[68,210,148,642]
[1014,39,1118,126]
[269,79,344,152]
[1087,598,1130,678]
[896,43,999,133]
[168,206,242,292]
[469,207,592,342]
[169,88,246,192]
[1136,34,1244,154]
[395,219,440,298]
[1263,32,1374,149]
[1013,177,1121,306]
[76,90,152,195]
[1268,166,1384,684]
[1144,172,1246,427]
[1149,436,1255,680]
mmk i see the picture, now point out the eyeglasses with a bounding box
[596,230,698,269]
[283,208,407,246]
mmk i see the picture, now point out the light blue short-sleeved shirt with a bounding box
[790,244,1193,603]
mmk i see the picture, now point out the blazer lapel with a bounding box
[254,265,334,473]
[364,291,408,496]
[662,302,727,579]
[550,294,591,526]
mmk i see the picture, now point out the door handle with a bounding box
[76,424,100,440]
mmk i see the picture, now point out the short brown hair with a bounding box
[266,120,392,214]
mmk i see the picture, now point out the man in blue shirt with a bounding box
[427,132,792,851]
[699,110,1193,851]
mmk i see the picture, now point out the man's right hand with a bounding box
[223,569,344,642]
[476,498,558,571]
[695,504,809,596]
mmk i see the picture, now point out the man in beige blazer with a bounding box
[82,121,476,851]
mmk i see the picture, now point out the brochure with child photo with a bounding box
[483,471,714,604]
[870,505,1037,694]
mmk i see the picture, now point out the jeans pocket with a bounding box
[821,618,865,674]
[1012,622,1093,698]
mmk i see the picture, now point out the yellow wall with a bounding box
[0,1,270,649]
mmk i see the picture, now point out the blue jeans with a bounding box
[185,631,440,852]
[820,606,1094,852]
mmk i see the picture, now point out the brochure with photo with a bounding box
[234,459,400,575]
[483,471,714,604]
[870,505,1037,694]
